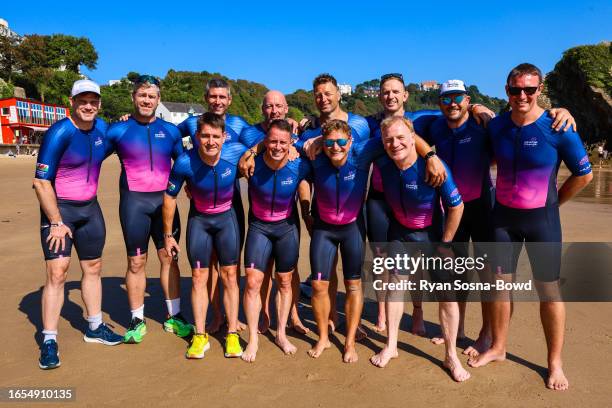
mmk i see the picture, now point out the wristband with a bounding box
[424,151,436,161]
[249,149,257,158]
[163,233,174,239]
[50,221,64,227]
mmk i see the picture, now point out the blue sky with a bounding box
[3,1,610,98]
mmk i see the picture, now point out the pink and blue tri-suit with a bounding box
[425,116,494,247]
[364,110,442,246]
[310,137,386,281]
[35,118,108,260]
[105,117,184,256]
[489,111,592,281]
[244,155,312,272]
[166,143,247,268]
[178,113,251,244]
[375,155,462,241]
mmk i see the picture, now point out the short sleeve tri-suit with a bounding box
[424,116,494,257]
[364,110,441,248]
[308,137,386,281]
[488,111,591,281]
[178,114,250,247]
[105,117,184,257]
[166,143,247,268]
[377,155,463,284]
[244,155,312,273]
[35,118,108,260]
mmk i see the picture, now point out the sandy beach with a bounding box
[1,155,611,408]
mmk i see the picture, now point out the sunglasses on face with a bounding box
[508,86,539,96]
[380,73,404,83]
[440,94,466,105]
[135,74,160,86]
[324,138,349,148]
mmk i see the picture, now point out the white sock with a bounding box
[131,304,145,320]
[87,313,103,331]
[165,298,180,316]
[42,330,57,343]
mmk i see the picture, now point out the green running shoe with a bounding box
[164,313,194,338]
[186,333,210,359]
[224,332,243,358]
[124,317,147,344]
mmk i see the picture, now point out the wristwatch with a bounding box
[424,151,436,161]
[50,221,64,227]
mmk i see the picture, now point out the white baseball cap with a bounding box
[439,79,467,96]
[71,79,101,97]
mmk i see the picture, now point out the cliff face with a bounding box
[545,42,611,144]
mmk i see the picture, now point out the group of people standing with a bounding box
[33,64,592,391]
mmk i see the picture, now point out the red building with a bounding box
[0,98,70,145]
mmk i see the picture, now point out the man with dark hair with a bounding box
[467,63,593,392]
[106,75,190,344]
[239,91,311,335]
[241,119,313,362]
[33,79,123,369]
[177,78,251,333]
[164,112,248,359]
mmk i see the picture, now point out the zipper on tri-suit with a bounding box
[399,170,407,217]
[271,171,277,216]
[335,169,340,216]
[213,167,218,208]
[147,125,153,171]
[513,128,522,187]
[87,132,92,182]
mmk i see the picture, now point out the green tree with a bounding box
[99,80,133,122]
[0,36,19,82]
[47,34,98,72]
[15,35,51,73]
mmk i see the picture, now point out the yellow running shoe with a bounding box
[186,333,210,359]
[224,332,243,358]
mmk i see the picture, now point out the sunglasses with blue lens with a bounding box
[324,138,349,148]
[440,94,466,105]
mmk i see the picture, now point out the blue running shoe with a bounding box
[39,339,60,370]
[84,323,123,345]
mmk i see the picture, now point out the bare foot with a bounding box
[307,339,331,358]
[463,333,492,357]
[431,334,468,345]
[444,355,471,382]
[373,318,386,333]
[411,308,426,336]
[547,366,569,391]
[343,344,358,363]
[468,347,506,368]
[275,337,297,355]
[258,314,271,334]
[289,319,310,335]
[237,320,247,332]
[241,342,258,363]
[369,346,398,368]
[356,325,368,341]
[206,315,225,334]
[328,319,336,333]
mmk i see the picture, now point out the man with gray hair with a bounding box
[106,75,190,344]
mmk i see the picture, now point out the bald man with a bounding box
[239,91,311,336]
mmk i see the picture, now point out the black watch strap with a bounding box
[424,151,436,161]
